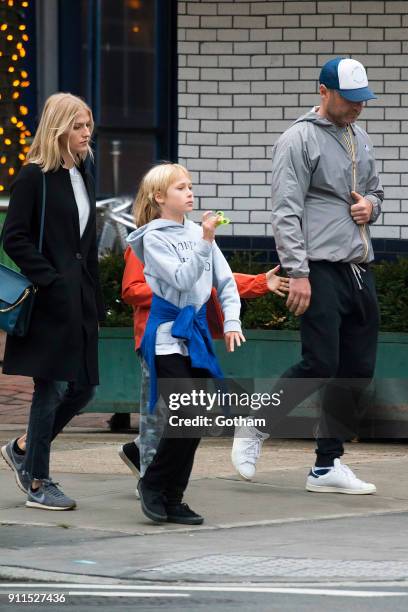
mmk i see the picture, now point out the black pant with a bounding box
[142,354,209,504]
[259,261,379,466]
[24,380,96,480]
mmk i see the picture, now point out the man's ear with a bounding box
[319,84,328,97]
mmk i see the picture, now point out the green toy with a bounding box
[215,210,230,226]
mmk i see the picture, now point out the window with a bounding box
[59,0,177,197]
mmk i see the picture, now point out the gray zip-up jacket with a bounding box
[127,218,242,348]
[271,108,384,277]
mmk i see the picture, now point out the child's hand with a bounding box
[224,331,246,352]
[266,265,290,297]
[202,211,222,242]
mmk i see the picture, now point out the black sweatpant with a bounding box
[141,354,209,504]
[259,260,379,466]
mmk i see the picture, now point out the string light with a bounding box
[0,0,31,190]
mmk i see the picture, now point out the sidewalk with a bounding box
[1,425,408,584]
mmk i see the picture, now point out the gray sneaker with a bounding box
[26,479,76,511]
[1,439,31,493]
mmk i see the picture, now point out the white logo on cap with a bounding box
[338,59,368,91]
[351,66,366,84]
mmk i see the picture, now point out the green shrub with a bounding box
[98,249,408,332]
[99,251,133,327]
[228,251,299,330]
[374,257,408,332]
[229,252,408,333]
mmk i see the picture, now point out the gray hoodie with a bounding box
[271,108,384,278]
[127,218,242,349]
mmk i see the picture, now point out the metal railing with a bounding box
[96,196,135,255]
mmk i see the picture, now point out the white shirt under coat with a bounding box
[69,166,90,237]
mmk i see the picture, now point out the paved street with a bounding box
[1,367,408,610]
[1,583,407,612]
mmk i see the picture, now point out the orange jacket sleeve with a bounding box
[208,273,269,339]
[233,273,268,298]
[121,246,153,307]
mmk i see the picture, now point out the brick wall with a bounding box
[177,0,408,241]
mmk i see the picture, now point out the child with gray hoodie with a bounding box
[127,162,245,525]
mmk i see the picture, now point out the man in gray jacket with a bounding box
[232,57,383,494]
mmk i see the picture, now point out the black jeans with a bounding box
[258,261,379,466]
[141,354,209,504]
[24,379,96,480]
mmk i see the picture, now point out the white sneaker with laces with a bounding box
[306,458,376,494]
[231,424,269,481]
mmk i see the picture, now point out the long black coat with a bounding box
[2,162,105,384]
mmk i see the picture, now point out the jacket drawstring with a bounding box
[350,263,366,290]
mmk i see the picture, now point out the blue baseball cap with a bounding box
[319,57,377,102]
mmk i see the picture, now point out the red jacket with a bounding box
[122,246,269,349]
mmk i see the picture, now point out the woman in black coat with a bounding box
[1,93,104,511]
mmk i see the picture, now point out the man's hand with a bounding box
[350,191,373,225]
[265,265,290,297]
[286,277,311,316]
[224,331,246,352]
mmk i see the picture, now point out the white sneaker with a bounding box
[231,424,269,481]
[306,458,376,495]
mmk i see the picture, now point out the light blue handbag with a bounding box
[0,173,46,337]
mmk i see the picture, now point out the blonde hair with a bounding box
[26,92,94,172]
[133,162,191,227]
